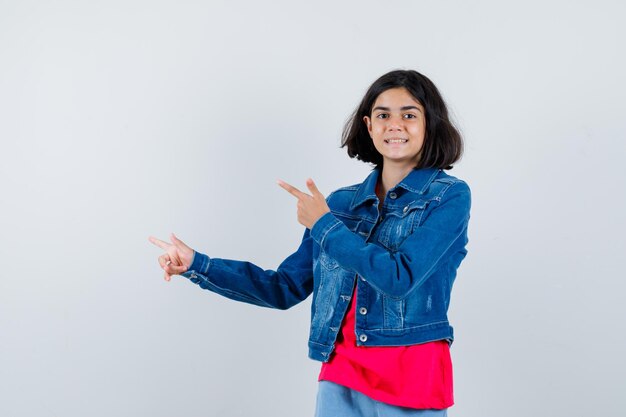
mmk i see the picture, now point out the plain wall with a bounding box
[1,0,625,416]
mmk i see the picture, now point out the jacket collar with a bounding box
[350,167,441,210]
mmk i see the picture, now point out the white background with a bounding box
[1,1,625,416]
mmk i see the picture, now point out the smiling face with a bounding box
[363,87,426,169]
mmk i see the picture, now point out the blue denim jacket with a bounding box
[181,167,471,362]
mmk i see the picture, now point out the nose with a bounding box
[386,114,404,131]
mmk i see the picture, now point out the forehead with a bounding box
[373,87,423,108]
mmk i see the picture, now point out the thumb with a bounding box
[170,233,188,249]
[306,178,322,197]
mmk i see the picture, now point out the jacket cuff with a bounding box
[185,251,211,275]
[310,212,342,248]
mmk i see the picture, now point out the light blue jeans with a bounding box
[315,381,449,417]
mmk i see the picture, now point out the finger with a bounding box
[277,179,308,200]
[149,236,171,250]
[163,262,178,274]
[162,261,175,275]
[158,256,167,270]
[159,254,178,269]
[169,264,187,275]
[157,254,173,282]
[306,178,323,197]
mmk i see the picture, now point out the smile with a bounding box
[384,139,408,143]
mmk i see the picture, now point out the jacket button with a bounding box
[360,276,366,282]
[359,334,368,343]
[403,205,409,213]
[389,192,397,199]
[359,307,367,315]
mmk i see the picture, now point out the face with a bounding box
[363,87,426,168]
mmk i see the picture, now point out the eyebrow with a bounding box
[372,106,422,112]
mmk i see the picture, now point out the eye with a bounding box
[376,113,388,119]
[404,114,417,119]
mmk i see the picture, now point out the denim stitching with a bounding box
[365,320,449,332]
[319,220,342,248]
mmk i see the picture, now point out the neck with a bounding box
[378,162,417,196]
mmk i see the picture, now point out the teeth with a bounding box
[386,139,408,143]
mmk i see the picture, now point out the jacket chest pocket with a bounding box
[377,200,430,251]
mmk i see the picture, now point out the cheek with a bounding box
[411,122,426,138]
[372,122,386,136]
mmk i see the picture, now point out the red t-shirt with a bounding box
[318,288,454,409]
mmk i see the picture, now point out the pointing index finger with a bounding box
[149,236,171,250]
[277,179,307,200]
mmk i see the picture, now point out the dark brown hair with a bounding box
[341,69,463,170]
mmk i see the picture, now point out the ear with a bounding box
[362,115,372,136]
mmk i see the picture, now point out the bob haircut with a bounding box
[341,69,463,170]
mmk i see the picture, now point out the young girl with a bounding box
[150,69,470,417]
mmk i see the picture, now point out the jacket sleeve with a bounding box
[310,180,471,299]
[180,229,314,310]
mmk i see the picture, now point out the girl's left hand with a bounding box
[277,178,330,229]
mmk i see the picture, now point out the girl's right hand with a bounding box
[148,233,195,281]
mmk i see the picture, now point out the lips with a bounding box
[384,138,408,144]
